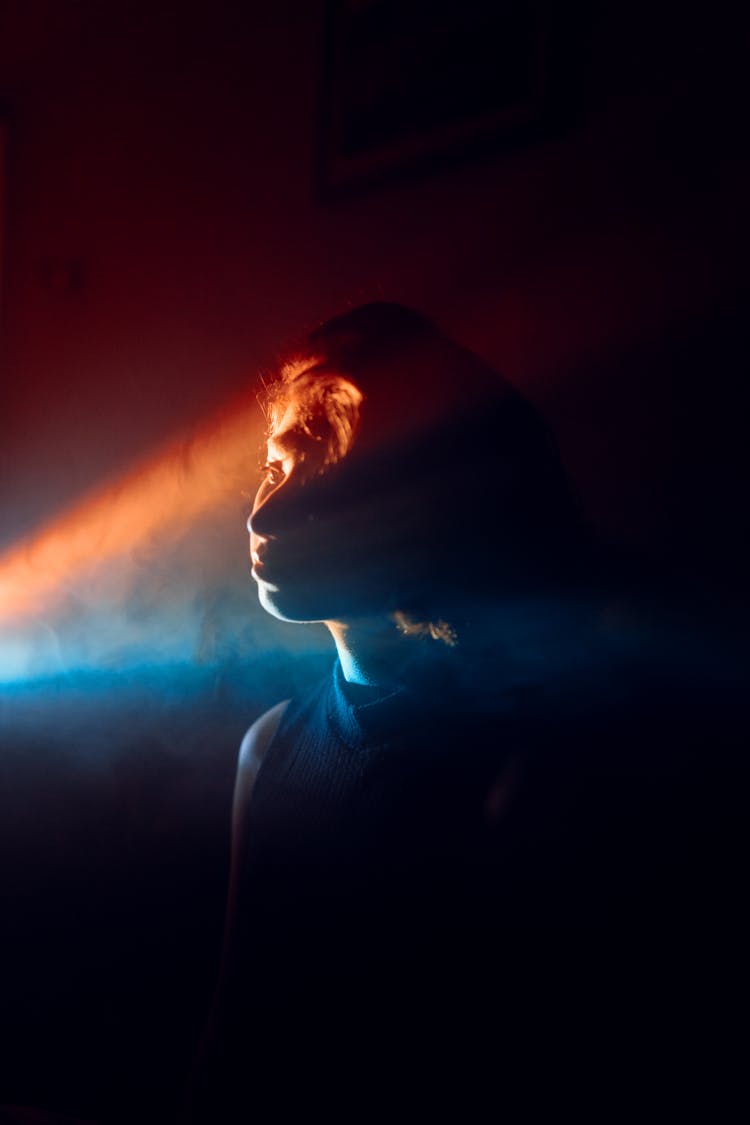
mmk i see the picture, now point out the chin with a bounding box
[256,576,372,625]
[257,581,332,625]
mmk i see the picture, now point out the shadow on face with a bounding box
[249,351,583,629]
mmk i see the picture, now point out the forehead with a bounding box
[266,368,365,468]
[268,402,302,443]
[266,405,323,460]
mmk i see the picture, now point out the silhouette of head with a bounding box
[248,303,583,633]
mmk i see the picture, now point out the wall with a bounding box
[0,1,745,567]
[0,3,747,1120]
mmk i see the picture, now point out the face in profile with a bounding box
[246,369,384,621]
[246,304,581,628]
[248,397,357,624]
[247,368,456,626]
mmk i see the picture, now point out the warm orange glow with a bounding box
[268,355,364,467]
[0,392,264,624]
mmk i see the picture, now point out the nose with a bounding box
[247,483,299,539]
[247,502,270,539]
[248,473,329,539]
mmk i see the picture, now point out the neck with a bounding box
[325,615,430,687]
[326,595,605,691]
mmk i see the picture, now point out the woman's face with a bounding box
[247,396,451,625]
[249,403,344,622]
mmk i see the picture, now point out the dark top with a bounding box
[190,656,744,1121]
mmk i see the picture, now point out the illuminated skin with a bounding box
[248,405,336,624]
[235,382,445,867]
[239,346,596,839]
[247,393,437,687]
[217,318,629,1119]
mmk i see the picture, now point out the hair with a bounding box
[264,358,363,469]
[261,302,590,638]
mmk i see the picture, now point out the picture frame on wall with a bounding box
[317,0,557,200]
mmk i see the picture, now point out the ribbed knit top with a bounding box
[237,660,509,926]
[191,653,732,1124]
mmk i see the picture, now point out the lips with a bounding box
[251,541,282,583]
[250,548,270,579]
[251,558,280,590]
[250,534,270,565]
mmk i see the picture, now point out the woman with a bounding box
[190,303,730,1121]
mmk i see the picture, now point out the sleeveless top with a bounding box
[229,661,529,998]
[190,657,734,1121]
[192,662,539,1120]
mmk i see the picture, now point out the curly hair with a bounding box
[264,356,364,469]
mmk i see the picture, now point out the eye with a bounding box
[260,461,285,486]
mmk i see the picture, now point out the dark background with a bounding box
[0,2,747,1121]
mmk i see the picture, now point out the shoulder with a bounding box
[233,700,291,829]
[238,699,291,776]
